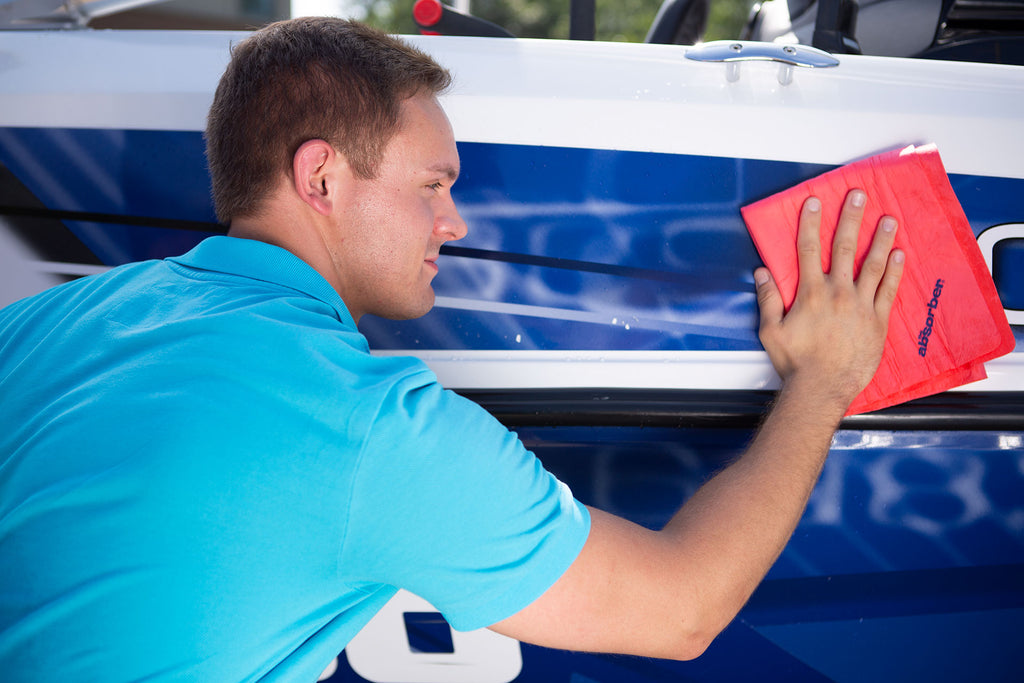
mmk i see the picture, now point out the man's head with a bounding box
[205,17,452,225]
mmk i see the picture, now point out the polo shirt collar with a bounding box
[168,236,356,328]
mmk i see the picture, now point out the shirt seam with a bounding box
[334,364,438,583]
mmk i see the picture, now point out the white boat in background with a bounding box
[2,1,1022,680]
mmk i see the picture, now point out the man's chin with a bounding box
[374,291,436,322]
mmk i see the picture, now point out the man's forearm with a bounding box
[657,378,847,641]
[489,192,902,661]
[648,191,903,654]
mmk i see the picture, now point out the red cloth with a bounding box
[741,144,1015,415]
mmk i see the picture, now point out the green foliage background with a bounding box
[356,0,754,42]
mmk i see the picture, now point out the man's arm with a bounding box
[490,190,905,660]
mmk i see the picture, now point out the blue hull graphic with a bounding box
[318,426,1024,682]
[1,128,1021,355]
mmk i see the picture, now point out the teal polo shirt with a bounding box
[0,236,589,682]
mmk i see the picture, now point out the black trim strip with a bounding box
[0,165,104,265]
[458,388,1024,431]
[1,204,720,284]
[0,205,225,233]
[440,244,709,284]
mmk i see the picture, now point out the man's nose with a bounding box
[436,198,468,241]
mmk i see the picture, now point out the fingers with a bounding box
[874,246,905,320]
[754,267,783,331]
[856,214,899,295]
[798,190,902,309]
[754,266,791,377]
[795,197,824,293]
[830,190,867,282]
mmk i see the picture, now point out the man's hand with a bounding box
[754,189,905,412]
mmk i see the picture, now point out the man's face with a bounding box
[332,93,467,322]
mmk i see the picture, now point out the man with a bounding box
[0,16,904,681]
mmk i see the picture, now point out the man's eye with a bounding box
[428,182,444,191]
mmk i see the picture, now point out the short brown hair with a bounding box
[205,17,452,224]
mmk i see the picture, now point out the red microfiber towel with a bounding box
[741,144,1015,415]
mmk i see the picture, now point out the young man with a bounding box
[0,17,904,681]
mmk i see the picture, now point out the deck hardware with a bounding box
[685,41,840,86]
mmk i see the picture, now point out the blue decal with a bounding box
[321,426,1024,681]
[993,236,1024,309]
[1,129,1021,353]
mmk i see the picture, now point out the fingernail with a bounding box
[806,197,821,212]
[851,190,866,208]
[754,269,770,285]
[893,249,905,264]
[881,217,897,232]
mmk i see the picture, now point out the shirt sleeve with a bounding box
[338,366,590,632]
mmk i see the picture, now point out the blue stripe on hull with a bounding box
[1,129,1020,352]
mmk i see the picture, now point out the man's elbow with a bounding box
[669,629,716,662]
[650,618,722,662]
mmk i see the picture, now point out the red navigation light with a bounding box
[413,0,444,27]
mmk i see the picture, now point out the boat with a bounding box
[1,1,1022,680]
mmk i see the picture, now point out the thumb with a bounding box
[754,267,783,332]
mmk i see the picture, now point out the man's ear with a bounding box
[292,139,346,216]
